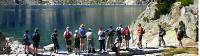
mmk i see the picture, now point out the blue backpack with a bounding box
[79,28,86,37]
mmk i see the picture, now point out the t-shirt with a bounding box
[86,32,93,40]
[98,30,105,40]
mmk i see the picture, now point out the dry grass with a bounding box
[163,47,198,56]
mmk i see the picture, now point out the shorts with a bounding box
[125,35,131,41]
[33,42,39,48]
[66,40,72,45]
[117,36,122,43]
[23,41,31,46]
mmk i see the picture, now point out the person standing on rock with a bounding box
[51,29,59,53]
[32,28,40,55]
[79,24,87,51]
[23,30,31,54]
[74,30,81,55]
[106,25,115,50]
[64,27,73,52]
[158,25,166,47]
[136,23,145,49]
[86,28,95,53]
[123,26,131,49]
[177,26,185,47]
[116,24,123,49]
[98,27,106,53]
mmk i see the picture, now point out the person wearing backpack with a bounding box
[123,26,131,49]
[79,24,87,51]
[136,23,144,49]
[51,29,59,53]
[98,27,106,52]
[32,28,40,55]
[158,25,166,47]
[177,26,185,47]
[74,30,80,55]
[63,27,73,52]
[115,24,123,49]
[23,30,31,54]
[86,28,95,53]
[106,25,115,49]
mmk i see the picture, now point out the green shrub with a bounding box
[154,2,172,19]
[177,0,194,6]
[154,0,175,19]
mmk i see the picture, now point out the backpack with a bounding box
[141,28,145,34]
[100,31,105,37]
[32,33,40,42]
[124,29,130,36]
[116,28,122,36]
[65,31,72,39]
[80,28,86,37]
[108,29,114,36]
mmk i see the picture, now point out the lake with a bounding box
[0,5,146,49]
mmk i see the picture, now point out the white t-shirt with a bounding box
[98,30,105,40]
[86,32,93,40]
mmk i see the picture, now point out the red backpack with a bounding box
[124,29,130,36]
[65,31,72,40]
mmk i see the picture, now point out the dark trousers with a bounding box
[99,40,105,51]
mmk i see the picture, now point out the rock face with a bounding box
[130,2,198,47]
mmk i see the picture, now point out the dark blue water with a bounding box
[0,5,146,49]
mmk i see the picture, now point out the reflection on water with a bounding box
[0,5,146,49]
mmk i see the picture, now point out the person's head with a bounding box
[54,29,57,33]
[88,28,92,32]
[34,28,39,33]
[80,24,85,28]
[25,30,29,33]
[125,26,128,29]
[66,27,69,31]
[99,27,103,31]
[109,25,113,28]
[75,30,78,33]
[158,25,161,28]
[119,24,122,27]
[138,23,141,27]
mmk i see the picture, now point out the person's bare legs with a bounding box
[178,40,183,47]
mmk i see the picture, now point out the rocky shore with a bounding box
[130,0,198,56]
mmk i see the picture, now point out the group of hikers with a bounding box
[22,23,186,55]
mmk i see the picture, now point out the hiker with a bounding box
[136,23,145,49]
[51,29,59,53]
[98,27,106,52]
[23,30,31,54]
[63,27,73,52]
[123,26,131,49]
[32,28,40,55]
[86,28,95,53]
[74,30,80,55]
[79,24,87,51]
[106,25,115,49]
[115,24,123,49]
[177,26,185,47]
[158,25,166,47]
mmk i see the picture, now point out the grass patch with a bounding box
[177,0,194,6]
[163,47,198,56]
